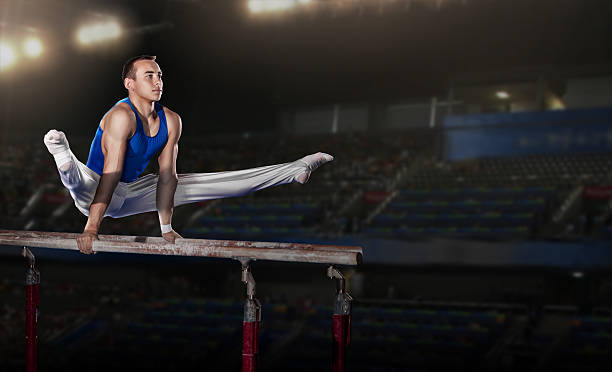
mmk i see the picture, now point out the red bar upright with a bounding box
[242,314,260,372]
[24,247,40,372]
[241,259,261,372]
[328,266,353,372]
[332,314,351,372]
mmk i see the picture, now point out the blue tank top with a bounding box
[86,98,169,183]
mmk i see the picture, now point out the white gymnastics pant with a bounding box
[55,149,309,218]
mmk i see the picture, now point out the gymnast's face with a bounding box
[127,59,163,102]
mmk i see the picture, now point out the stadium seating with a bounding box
[2,130,611,242]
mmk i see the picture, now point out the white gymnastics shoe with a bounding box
[44,129,72,171]
[295,152,334,184]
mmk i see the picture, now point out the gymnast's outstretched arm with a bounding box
[156,108,183,243]
[77,109,132,254]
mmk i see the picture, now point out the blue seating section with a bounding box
[557,316,612,369]
[185,200,321,238]
[47,297,612,371]
[109,299,243,366]
[367,187,554,238]
[199,215,304,227]
[81,299,509,370]
[86,298,296,369]
[277,304,507,370]
[216,202,319,215]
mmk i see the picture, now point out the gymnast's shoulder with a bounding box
[162,106,182,136]
[100,103,136,133]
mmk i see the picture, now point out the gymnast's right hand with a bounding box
[77,230,99,254]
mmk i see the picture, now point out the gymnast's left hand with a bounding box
[162,230,182,244]
[77,230,99,254]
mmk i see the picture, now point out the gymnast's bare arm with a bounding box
[77,106,134,254]
[156,108,183,243]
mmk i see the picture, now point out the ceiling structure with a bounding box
[1,0,611,134]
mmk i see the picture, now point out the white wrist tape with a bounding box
[161,224,173,234]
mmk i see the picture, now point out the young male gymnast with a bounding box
[44,55,333,254]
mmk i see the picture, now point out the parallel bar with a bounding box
[0,230,362,266]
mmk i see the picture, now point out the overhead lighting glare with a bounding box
[249,0,265,13]
[0,42,17,70]
[77,20,122,45]
[496,91,510,100]
[249,0,297,13]
[23,37,43,58]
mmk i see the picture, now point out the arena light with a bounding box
[76,20,122,45]
[496,91,510,99]
[23,37,43,58]
[249,0,265,13]
[0,42,17,70]
[248,0,297,13]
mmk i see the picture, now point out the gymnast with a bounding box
[44,55,333,254]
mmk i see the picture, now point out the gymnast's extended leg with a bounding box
[44,130,105,216]
[112,152,333,218]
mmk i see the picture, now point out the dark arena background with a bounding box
[2,0,612,371]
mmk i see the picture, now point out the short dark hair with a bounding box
[122,55,157,81]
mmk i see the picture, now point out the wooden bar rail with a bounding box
[0,229,362,266]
